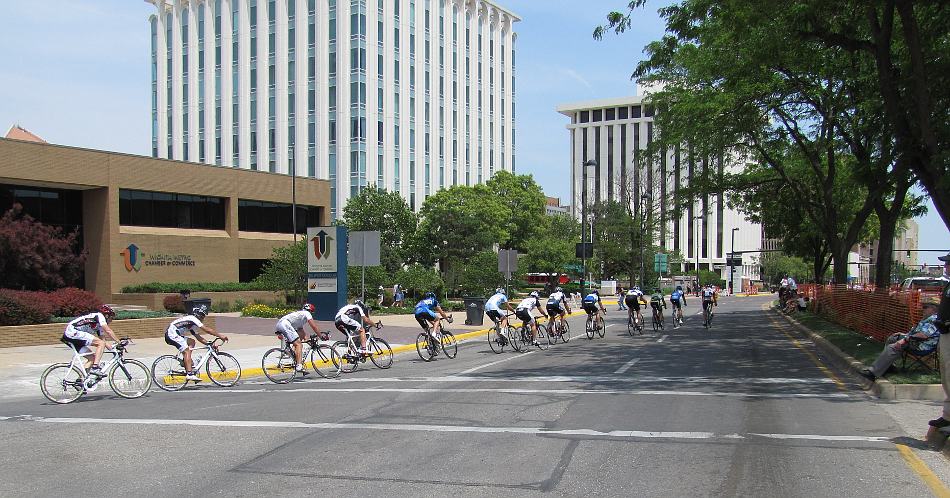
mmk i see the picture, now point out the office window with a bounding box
[119,189,225,229]
[238,199,322,233]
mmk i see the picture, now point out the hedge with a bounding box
[121,281,275,293]
[0,288,103,326]
[50,310,174,323]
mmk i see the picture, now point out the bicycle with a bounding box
[488,312,522,353]
[703,303,714,329]
[548,313,571,343]
[585,311,606,340]
[41,337,151,404]
[671,306,684,329]
[651,307,665,332]
[262,333,340,384]
[330,321,393,373]
[517,315,550,350]
[416,316,459,361]
[152,338,242,391]
[627,311,644,336]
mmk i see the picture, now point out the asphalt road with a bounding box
[2,295,948,497]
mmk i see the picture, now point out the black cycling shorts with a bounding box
[651,302,664,311]
[670,299,682,309]
[486,309,503,322]
[582,303,599,315]
[546,304,564,316]
[515,309,535,324]
[624,295,641,310]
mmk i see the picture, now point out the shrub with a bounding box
[241,303,295,318]
[48,287,102,317]
[163,295,185,313]
[211,300,231,313]
[121,281,274,293]
[0,289,53,325]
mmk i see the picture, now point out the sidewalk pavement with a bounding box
[0,310,493,400]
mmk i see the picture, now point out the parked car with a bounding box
[900,276,949,294]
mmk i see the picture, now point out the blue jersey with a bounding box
[583,293,599,305]
[670,290,683,302]
[414,297,439,314]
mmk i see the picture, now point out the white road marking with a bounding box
[9,415,890,443]
[169,387,854,399]
[457,351,535,375]
[657,335,669,343]
[614,358,640,374]
[244,375,836,385]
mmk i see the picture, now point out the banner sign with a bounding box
[307,226,348,321]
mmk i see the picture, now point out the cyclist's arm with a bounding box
[198,325,228,342]
[435,305,449,320]
[536,302,548,318]
[307,319,322,336]
[100,323,120,343]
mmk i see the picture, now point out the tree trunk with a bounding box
[831,244,851,285]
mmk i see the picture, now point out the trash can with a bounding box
[463,297,487,326]
[183,298,212,314]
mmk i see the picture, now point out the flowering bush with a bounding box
[241,303,295,318]
[163,295,185,313]
[49,287,102,317]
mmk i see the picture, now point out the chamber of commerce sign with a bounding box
[120,243,196,272]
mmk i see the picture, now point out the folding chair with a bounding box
[900,340,939,374]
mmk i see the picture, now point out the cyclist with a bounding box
[624,286,646,328]
[670,285,687,325]
[486,288,515,329]
[546,287,572,334]
[516,291,549,346]
[582,290,606,331]
[61,304,120,376]
[702,284,719,320]
[275,303,325,373]
[414,292,451,355]
[165,305,229,381]
[650,288,668,325]
[334,300,377,355]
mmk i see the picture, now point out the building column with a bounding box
[220,0,234,165]
[155,5,169,158]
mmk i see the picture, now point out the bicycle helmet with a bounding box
[555,287,563,293]
[676,285,683,291]
[424,291,436,299]
[302,303,316,313]
[192,305,208,319]
[593,290,600,295]
[496,288,506,295]
[529,291,540,298]
[98,304,116,318]
[354,299,368,315]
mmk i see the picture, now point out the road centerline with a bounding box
[614,358,640,374]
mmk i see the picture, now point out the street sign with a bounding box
[727,257,742,267]
[575,242,593,258]
[653,253,668,273]
[713,264,725,270]
[348,231,381,266]
[498,249,518,279]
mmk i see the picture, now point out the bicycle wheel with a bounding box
[585,315,594,339]
[206,352,241,387]
[330,341,359,373]
[40,363,85,404]
[544,323,557,345]
[652,312,660,332]
[506,326,522,352]
[535,325,550,350]
[560,320,571,343]
[151,355,188,391]
[262,347,297,384]
[440,332,458,359]
[310,344,341,378]
[488,327,506,354]
[597,318,606,338]
[416,332,435,362]
[370,338,394,368]
[109,359,151,398]
[627,317,635,336]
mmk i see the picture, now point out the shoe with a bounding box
[357,348,372,355]
[295,364,304,372]
[185,372,201,381]
[532,340,540,346]
[858,369,876,382]
[929,417,950,428]
[88,365,103,376]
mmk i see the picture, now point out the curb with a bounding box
[195,309,590,383]
[774,308,943,401]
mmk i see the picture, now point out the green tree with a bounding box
[484,171,547,250]
[416,184,506,284]
[395,264,445,301]
[253,239,305,304]
[455,250,506,297]
[759,253,813,286]
[522,215,580,289]
[340,186,418,273]
[346,265,389,301]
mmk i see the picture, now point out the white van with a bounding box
[901,276,949,293]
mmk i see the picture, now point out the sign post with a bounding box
[348,231,382,302]
[307,226,348,321]
[498,249,518,295]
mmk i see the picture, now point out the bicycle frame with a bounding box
[64,339,132,387]
[184,338,227,372]
[339,323,384,357]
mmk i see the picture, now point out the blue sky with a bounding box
[1,0,946,263]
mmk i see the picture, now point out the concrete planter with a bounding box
[0,316,215,348]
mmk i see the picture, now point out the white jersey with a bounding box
[702,288,716,301]
[626,289,644,297]
[168,315,204,334]
[485,293,508,312]
[547,291,565,306]
[335,304,366,321]
[787,277,798,290]
[517,297,541,311]
[66,312,108,335]
[278,310,314,330]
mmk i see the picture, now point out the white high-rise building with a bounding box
[557,95,763,290]
[146,0,519,217]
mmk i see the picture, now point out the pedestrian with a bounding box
[860,297,939,382]
[617,286,627,310]
[377,285,385,306]
[928,252,950,430]
[393,284,404,307]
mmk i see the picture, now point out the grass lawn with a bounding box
[788,308,939,384]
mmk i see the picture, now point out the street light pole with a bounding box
[581,160,597,293]
[729,227,739,295]
[694,214,703,295]
[639,194,649,287]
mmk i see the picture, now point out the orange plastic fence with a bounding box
[804,285,921,342]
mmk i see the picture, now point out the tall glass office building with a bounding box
[147,0,519,217]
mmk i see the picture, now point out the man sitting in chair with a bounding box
[860,296,940,382]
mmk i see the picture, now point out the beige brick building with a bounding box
[0,137,330,301]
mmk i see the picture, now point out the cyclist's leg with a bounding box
[184,337,197,372]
